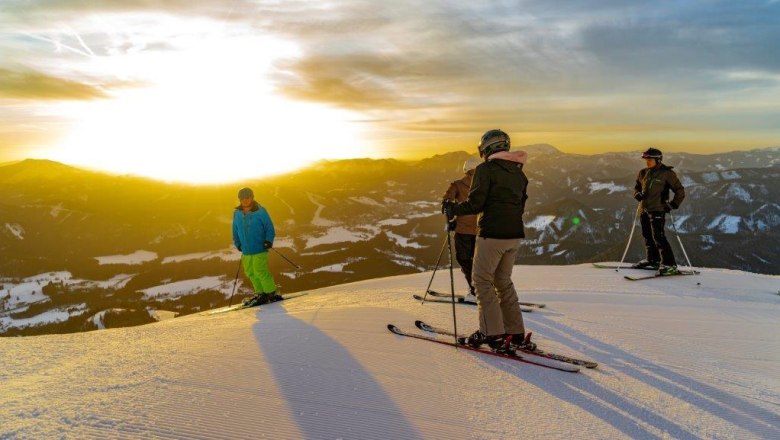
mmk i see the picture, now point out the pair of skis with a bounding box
[428,290,546,308]
[387,320,597,373]
[207,292,308,315]
[592,263,699,281]
[415,290,546,312]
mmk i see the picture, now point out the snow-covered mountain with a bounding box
[2,265,778,438]
[0,147,778,335]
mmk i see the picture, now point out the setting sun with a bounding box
[41,18,369,183]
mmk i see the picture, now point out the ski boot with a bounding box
[631,259,659,270]
[268,291,284,302]
[243,294,271,307]
[487,335,514,354]
[465,330,486,348]
[466,330,513,353]
[657,265,681,276]
[509,332,537,352]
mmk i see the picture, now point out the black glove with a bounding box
[236,244,242,252]
[263,241,273,249]
[447,220,456,231]
[633,192,645,202]
[441,200,456,220]
[668,201,679,210]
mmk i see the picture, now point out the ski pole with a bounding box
[668,211,700,284]
[446,229,459,345]
[616,206,640,272]
[227,258,242,307]
[271,248,301,270]
[421,234,449,304]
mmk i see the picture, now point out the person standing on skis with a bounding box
[442,156,481,303]
[442,129,535,352]
[233,187,282,306]
[631,148,686,275]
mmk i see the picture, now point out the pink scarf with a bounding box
[488,150,528,164]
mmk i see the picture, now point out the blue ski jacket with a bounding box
[232,202,275,255]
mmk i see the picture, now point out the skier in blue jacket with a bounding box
[233,187,281,306]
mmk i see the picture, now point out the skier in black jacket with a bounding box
[632,147,686,275]
[443,129,535,352]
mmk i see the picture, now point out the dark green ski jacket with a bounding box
[634,164,685,213]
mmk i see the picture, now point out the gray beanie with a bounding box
[237,187,254,199]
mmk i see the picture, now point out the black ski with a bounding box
[594,263,700,274]
[415,320,597,369]
[208,292,308,315]
[592,263,655,270]
[426,290,546,308]
[413,294,534,313]
[387,324,579,372]
[624,272,697,281]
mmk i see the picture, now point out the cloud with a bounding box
[1,0,778,155]
[10,1,777,107]
[265,2,584,112]
[258,0,780,141]
[0,0,229,21]
[578,3,780,74]
[0,68,107,100]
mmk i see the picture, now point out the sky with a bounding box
[1,1,779,183]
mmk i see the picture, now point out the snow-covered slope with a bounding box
[2,265,778,439]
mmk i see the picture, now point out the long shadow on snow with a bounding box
[525,313,780,439]
[476,347,696,438]
[252,307,423,440]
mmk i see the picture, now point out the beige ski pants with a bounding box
[471,237,525,336]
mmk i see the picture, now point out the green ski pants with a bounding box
[241,252,276,294]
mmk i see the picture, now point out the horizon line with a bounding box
[3,144,778,186]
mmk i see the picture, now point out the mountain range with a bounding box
[1,145,778,335]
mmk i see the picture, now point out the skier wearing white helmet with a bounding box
[441,156,482,302]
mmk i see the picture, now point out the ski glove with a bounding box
[236,244,242,252]
[263,241,273,249]
[663,202,678,213]
[633,191,645,202]
[447,220,457,231]
[441,200,456,220]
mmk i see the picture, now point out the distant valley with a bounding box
[1,145,778,335]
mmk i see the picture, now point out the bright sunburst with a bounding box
[43,16,368,183]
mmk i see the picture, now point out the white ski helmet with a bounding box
[463,156,481,172]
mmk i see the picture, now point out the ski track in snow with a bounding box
[1,272,136,314]
[94,250,158,265]
[5,223,24,239]
[307,192,338,227]
[588,181,628,194]
[139,276,234,301]
[1,264,779,439]
[161,248,241,264]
